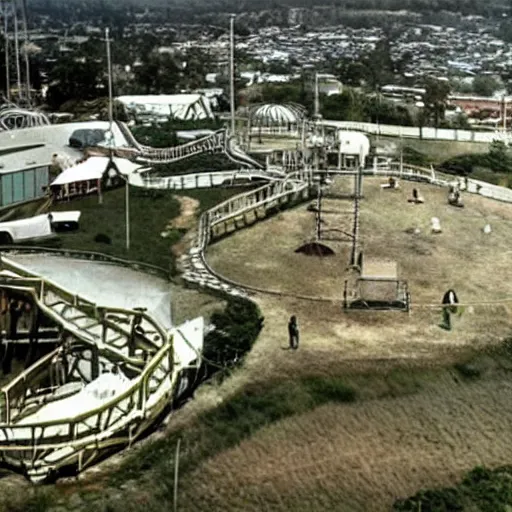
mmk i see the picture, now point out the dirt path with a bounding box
[167,195,200,258]
[169,196,199,230]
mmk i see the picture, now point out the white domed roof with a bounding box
[250,103,306,126]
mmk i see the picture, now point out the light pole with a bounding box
[108,167,130,251]
[229,14,236,135]
[106,27,114,138]
[20,0,30,105]
[101,27,114,206]
[13,3,21,101]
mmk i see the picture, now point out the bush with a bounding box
[454,362,481,379]
[302,376,357,404]
[203,297,264,371]
[395,466,512,512]
[94,233,112,244]
[394,488,464,512]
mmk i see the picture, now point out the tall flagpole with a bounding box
[229,14,235,135]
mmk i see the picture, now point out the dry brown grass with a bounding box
[207,177,512,370]
[181,177,512,512]
[180,366,512,512]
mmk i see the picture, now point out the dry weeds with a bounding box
[181,367,512,512]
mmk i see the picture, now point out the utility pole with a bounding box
[13,2,21,102]
[314,72,319,119]
[503,95,507,133]
[229,14,235,135]
[2,4,10,101]
[106,27,113,137]
[316,182,323,240]
[19,0,30,104]
[349,148,363,267]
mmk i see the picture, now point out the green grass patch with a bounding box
[6,186,249,273]
[394,465,512,512]
[49,187,181,272]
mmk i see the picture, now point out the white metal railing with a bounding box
[118,124,264,169]
[139,169,278,191]
[0,256,184,481]
[317,120,511,143]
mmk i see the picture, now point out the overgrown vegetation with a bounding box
[454,362,481,379]
[203,297,264,372]
[131,120,224,148]
[437,140,512,186]
[394,466,512,512]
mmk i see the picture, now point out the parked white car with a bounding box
[0,211,81,244]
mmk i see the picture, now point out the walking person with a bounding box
[288,315,299,350]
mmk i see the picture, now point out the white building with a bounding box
[336,131,370,168]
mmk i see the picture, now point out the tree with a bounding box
[472,76,499,97]
[46,55,105,109]
[423,78,451,128]
[133,52,181,94]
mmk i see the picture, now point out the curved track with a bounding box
[0,105,50,131]
[172,163,512,301]
[116,121,265,170]
[0,251,201,483]
[1,130,512,482]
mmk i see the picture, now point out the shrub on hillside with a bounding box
[203,297,264,371]
[395,466,512,512]
[438,141,512,177]
[94,233,112,244]
[394,488,464,511]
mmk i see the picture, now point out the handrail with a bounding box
[0,257,171,356]
[0,246,172,282]
[4,342,172,432]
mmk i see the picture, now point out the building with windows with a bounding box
[0,121,129,209]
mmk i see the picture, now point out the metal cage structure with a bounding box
[343,260,410,311]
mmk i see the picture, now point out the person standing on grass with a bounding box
[288,315,299,350]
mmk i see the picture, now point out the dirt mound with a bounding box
[295,241,336,256]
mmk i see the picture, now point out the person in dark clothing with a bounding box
[25,303,40,369]
[8,299,22,341]
[441,289,459,330]
[288,315,299,350]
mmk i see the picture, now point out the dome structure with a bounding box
[249,103,306,127]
